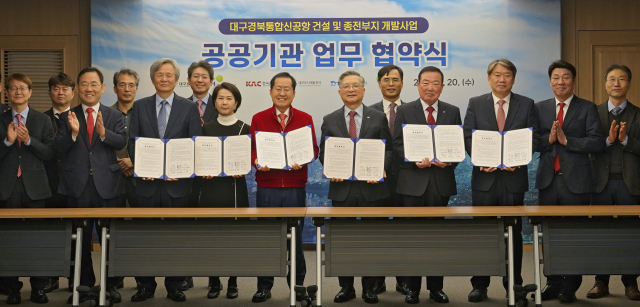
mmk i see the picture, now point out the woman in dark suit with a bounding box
[200,82,249,299]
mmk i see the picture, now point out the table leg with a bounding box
[290,225,297,307]
[533,224,542,307]
[508,224,515,307]
[316,225,323,307]
[72,225,83,307]
[99,226,107,307]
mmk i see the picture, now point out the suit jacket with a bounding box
[188,94,218,124]
[0,107,54,201]
[591,101,640,195]
[128,93,203,198]
[463,92,540,193]
[0,103,9,113]
[55,104,126,200]
[319,104,392,202]
[43,108,65,195]
[535,96,604,194]
[393,99,461,197]
[370,100,404,204]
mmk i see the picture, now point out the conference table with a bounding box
[1,206,640,307]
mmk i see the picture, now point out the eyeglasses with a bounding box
[340,83,362,90]
[607,77,628,84]
[118,83,137,89]
[8,86,29,92]
[191,74,210,80]
[273,87,292,94]
[79,82,101,89]
[380,78,401,85]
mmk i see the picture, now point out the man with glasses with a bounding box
[55,67,127,304]
[0,73,55,304]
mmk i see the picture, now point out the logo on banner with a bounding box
[330,81,339,86]
[246,81,269,87]
[297,81,321,86]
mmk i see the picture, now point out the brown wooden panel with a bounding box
[561,0,576,70]
[576,0,640,31]
[0,0,80,36]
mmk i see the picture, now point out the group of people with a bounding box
[0,57,637,306]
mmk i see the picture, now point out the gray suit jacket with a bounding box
[393,99,461,197]
[535,96,604,194]
[319,104,392,202]
[590,101,640,195]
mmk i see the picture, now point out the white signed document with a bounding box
[503,128,533,168]
[194,136,222,177]
[165,138,195,179]
[223,135,252,176]
[471,130,502,168]
[255,131,287,170]
[354,139,385,181]
[402,124,434,162]
[433,125,466,163]
[134,137,165,179]
[322,137,355,180]
[285,126,314,168]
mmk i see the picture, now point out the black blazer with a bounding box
[0,103,9,113]
[535,96,604,194]
[128,93,203,198]
[369,100,404,189]
[393,99,461,197]
[188,94,218,124]
[43,108,65,195]
[591,101,640,195]
[463,92,540,193]
[0,107,54,201]
[319,104,392,202]
[55,104,126,200]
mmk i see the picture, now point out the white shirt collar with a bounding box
[492,92,511,105]
[382,98,401,111]
[555,94,574,107]
[82,102,100,113]
[420,98,438,111]
[53,107,70,115]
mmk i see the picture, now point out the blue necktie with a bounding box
[158,100,167,138]
[612,106,622,116]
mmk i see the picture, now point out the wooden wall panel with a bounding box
[0,0,81,36]
[576,0,640,31]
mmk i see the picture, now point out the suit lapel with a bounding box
[335,106,350,137]
[622,102,636,132]
[413,99,428,124]
[146,95,160,138]
[359,105,372,138]
[164,94,184,138]
[483,94,499,131]
[203,95,216,123]
[598,102,609,135]
[74,106,92,149]
[435,101,447,125]
[504,93,520,130]
[562,97,580,129]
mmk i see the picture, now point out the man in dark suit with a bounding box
[463,58,539,305]
[319,70,392,304]
[55,67,127,304]
[127,58,202,303]
[393,66,461,304]
[368,64,410,296]
[587,64,640,301]
[0,73,54,304]
[535,60,605,303]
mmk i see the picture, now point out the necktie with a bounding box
[349,111,357,138]
[16,114,23,177]
[389,102,397,136]
[196,100,205,117]
[497,100,506,132]
[612,106,622,116]
[54,113,59,119]
[86,108,94,145]
[554,102,566,171]
[158,100,167,138]
[426,106,436,125]
[278,113,287,131]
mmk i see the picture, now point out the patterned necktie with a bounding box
[16,114,23,177]
[278,113,287,131]
[426,106,436,125]
[158,100,167,138]
[612,106,622,116]
[196,100,205,117]
[554,102,566,171]
[497,100,506,132]
[349,111,357,138]
[389,102,397,136]
[86,108,94,145]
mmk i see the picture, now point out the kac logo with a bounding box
[246,81,269,87]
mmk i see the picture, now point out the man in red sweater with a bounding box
[249,72,319,303]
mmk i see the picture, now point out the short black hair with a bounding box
[212,82,242,112]
[77,67,104,84]
[418,66,444,83]
[269,72,296,91]
[377,65,404,82]
[48,73,75,91]
[548,60,576,79]
[604,64,632,82]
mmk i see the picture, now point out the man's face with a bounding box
[338,75,366,106]
[605,69,631,100]
[152,63,178,94]
[77,72,105,106]
[549,68,575,101]
[6,79,32,106]
[188,67,213,97]
[49,84,75,107]
[417,71,444,105]
[377,69,403,101]
[488,64,515,98]
[270,77,296,111]
[114,74,138,104]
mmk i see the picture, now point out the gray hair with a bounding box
[113,68,140,87]
[338,70,365,86]
[487,58,517,77]
[150,58,180,80]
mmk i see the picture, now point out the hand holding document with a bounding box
[134,137,165,179]
[255,126,315,170]
[322,137,385,181]
[402,124,465,163]
[194,135,251,177]
[471,128,532,168]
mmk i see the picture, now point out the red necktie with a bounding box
[389,102,397,135]
[426,106,436,125]
[87,108,94,145]
[16,114,23,177]
[349,111,357,138]
[196,100,205,117]
[497,100,506,132]
[278,113,287,131]
[554,102,566,171]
